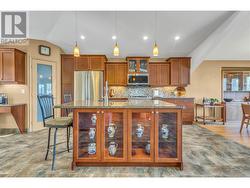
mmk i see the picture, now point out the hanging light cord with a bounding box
[115,11,117,42]
[154,11,157,43]
[75,11,77,45]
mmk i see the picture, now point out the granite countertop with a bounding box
[153,96,195,99]
[54,99,183,109]
[0,103,26,107]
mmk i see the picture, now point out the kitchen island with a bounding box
[55,99,183,170]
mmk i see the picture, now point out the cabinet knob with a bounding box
[156,111,159,114]
[101,111,104,114]
[97,111,100,114]
[151,111,154,114]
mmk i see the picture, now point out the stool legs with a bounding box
[45,128,51,160]
[52,128,58,171]
[66,127,70,152]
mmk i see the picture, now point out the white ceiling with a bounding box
[28,11,234,58]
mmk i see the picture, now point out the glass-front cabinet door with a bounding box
[128,109,154,162]
[76,109,101,162]
[155,109,181,162]
[139,59,148,73]
[128,60,137,73]
[102,109,127,162]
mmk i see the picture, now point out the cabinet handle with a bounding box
[156,111,159,114]
[151,111,154,114]
[97,111,100,114]
[101,111,104,114]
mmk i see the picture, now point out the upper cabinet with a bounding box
[126,57,150,73]
[0,48,26,84]
[149,62,170,87]
[75,55,107,71]
[167,57,191,86]
[105,62,127,86]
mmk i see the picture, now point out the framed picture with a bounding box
[39,45,51,56]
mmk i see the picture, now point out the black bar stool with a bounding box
[37,95,73,170]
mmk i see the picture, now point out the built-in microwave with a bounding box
[127,73,149,85]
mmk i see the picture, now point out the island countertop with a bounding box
[54,99,184,109]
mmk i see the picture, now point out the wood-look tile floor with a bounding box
[197,121,250,148]
[1,125,250,177]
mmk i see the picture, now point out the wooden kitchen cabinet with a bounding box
[0,48,26,84]
[126,57,150,73]
[167,57,191,86]
[161,98,194,124]
[101,109,127,162]
[127,109,155,162]
[75,55,107,71]
[105,62,127,86]
[149,62,170,86]
[155,109,182,163]
[72,108,183,169]
[74,109,102,162]
[74,109,128,163]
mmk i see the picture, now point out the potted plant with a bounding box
[209,98,219,105]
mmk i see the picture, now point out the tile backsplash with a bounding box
[109,86,177,98]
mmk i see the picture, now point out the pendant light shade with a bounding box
[153,42,159,57]
[113,42,119,56]
[73,41,80,57]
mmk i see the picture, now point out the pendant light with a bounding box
[153,11,159,57]
[73,11,80,57]
[113,12,120,56]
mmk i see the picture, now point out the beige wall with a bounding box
[186,60,250,102]
[0,39,63,131]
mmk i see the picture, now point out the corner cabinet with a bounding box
[0,48,26,84]
[73,108,183,169]
[167,57,191,86]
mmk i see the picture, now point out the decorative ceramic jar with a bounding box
[145,141,150,155]
[107,123,116,138]
[88,143,96,155]
[136,124,144,138]
[161,124,169,139]
[88,128,96,140]
[91,114,97,125]
[108,142,118,156]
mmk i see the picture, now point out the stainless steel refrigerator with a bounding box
[74,71,103,101]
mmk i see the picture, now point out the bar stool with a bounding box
[37,95,73,170]
[240,103,250,133]
[63,94,73,117]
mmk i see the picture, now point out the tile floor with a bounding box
[0,125,250,177]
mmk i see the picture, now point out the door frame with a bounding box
[30,58,56,132]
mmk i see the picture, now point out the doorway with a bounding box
[31,59,56,131]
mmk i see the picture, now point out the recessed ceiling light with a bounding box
[174,35,180,41]
[80,35,85,40]
[143,36,148,40]
[112,35,117,40]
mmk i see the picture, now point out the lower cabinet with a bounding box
[73,108,182,168]
[128,109,155,162]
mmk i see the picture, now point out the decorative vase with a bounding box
[88,143,96,155]
[161,124,169,139]
[108,142,118,156]
[88,128,96,140]
[91,114,97,125]
[136,124,144,138]
[107,123,116,138]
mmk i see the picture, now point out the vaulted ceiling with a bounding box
[28,11,235,58]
